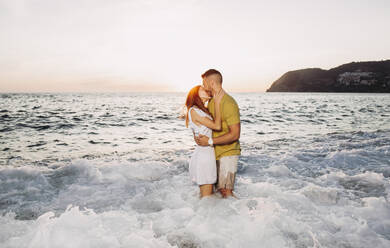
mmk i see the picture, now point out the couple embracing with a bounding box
[185,69,241,198]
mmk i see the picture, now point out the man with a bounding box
[195,69,241,198]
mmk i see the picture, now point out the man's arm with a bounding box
[213,123,240,145]
[195,123,240,146]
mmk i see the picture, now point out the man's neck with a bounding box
[212,86,223,97]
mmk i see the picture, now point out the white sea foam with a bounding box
[1,93,390,247]
[0,158,389,248]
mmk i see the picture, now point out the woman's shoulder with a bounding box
[189,106,200,118]
[190,106,209,117]
[190,106,201,113]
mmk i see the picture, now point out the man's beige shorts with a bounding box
[215,155,239,190]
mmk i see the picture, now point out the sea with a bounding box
[0,92,389,248]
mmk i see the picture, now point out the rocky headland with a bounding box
[266,60,390,92]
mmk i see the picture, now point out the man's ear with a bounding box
[210,80,215,89]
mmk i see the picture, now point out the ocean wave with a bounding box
[0,158,389,247]
[1,93,390,247]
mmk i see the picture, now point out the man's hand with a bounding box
[194,134,209,146]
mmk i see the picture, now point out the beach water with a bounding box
[1,92,389,248]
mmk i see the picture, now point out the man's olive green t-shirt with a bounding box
[208,93,241,160]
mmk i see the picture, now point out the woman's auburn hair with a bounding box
[185,85,212,127]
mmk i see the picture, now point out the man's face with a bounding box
[202,77,212,94]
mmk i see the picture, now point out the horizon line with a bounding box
[0,90,268,94]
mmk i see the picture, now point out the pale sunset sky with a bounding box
[0,0,389,93]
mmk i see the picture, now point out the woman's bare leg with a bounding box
[199,184,214,197]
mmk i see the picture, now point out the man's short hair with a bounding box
[201,69,223,84]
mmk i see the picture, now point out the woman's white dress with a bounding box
[188,106,217,185]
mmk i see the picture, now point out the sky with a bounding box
[0,0,389,93]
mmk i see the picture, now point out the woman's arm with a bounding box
[190,103,221,131]
[190,91,223,131]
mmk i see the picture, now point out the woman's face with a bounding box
[198,86,211,104]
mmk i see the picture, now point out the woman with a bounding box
[185,85,223,198]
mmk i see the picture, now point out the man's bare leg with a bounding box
[224,189,233,197]
[219,188,228,198]
[220,188,237,198]
[219,188,225,197]
[199,184,213,198]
